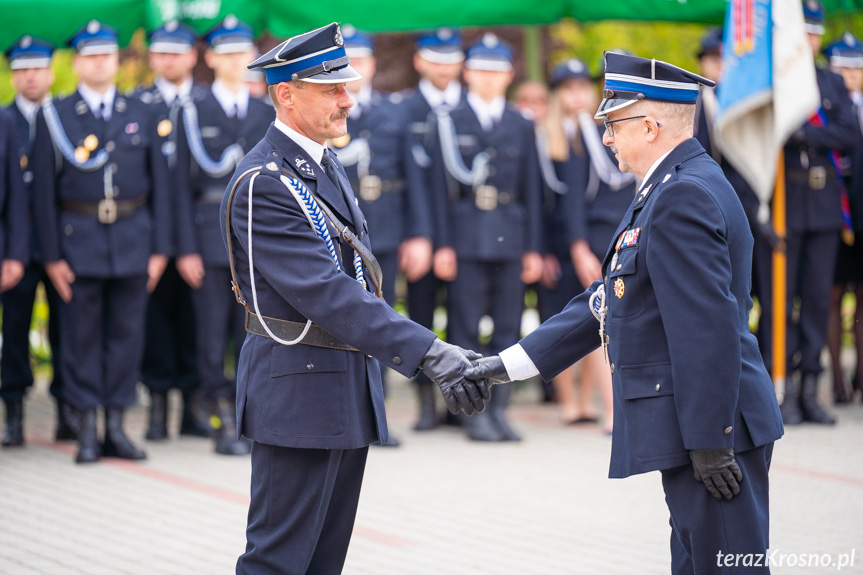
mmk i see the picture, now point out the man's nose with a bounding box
[602,128,613,147]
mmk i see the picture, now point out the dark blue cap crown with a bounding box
[550,58,591,88]
[248,22,361,84]
[803,0,826,34]
[342,24,373,57]
[416,28,464,64]
[5,35,54,69]
[205,15,254,53]
[824,32,863,68]
[698,28,723,58]
[596,51,715,118]
[68,20,118,55]
[149,20,197,53]
[465,33,513,72]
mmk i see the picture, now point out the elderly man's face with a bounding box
[602,106,649,175]
[286,82,354,143]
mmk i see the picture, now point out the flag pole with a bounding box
[772,150,786,398]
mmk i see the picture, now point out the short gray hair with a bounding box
[267,80,305,111]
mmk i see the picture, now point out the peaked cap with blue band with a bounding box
[149,20,197,54]
[595,51,715,119]
[465,33,513,72]
[824,32,863,68]
[803,0,826,35]
[248,23,361,84]
[697,28,723,59]
[205,15,254,54]
[342,25,374,58]
[5,35,54,70]
[67,20,118,56]
[550,58,591,88]
[416,28,464,64]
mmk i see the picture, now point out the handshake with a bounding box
[420,339,512,416]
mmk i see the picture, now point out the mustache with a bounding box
[330,108,351,121]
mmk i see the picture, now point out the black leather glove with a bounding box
[690,448,744,501]
[421,339,491,416]
[464,356,512,386]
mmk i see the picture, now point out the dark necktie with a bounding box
[98,101,107,122]
[321,150,359,227]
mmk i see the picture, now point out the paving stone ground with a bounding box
[1,374,861,574]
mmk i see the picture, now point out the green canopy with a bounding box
[2,0,863,50]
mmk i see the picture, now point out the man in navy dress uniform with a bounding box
[1,36,66,447]
[31,21,172,463]
[223,23,489,573]
[398,28,465,431]
[174,16,274,455]
[756,0,858,426]
[337,26,434,446]
[428,33,543,442]
[467,52,785,572]
[134,20,208,441]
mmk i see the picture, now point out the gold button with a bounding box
[724,426,733,435]
[655,384,661,391]
[393,357,402,365]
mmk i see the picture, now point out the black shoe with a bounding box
[55,400,79,441]
[780,377,804,426]
[800,374,836,425]
[209,398,251,456]
[413,381,437,431]
[102,407,147,460]
[466,411,506,442]
[75,409,100,464]
[145,392,168,440]
[179,391,213,438]
[2,400,24,447]
[489,383,521,442]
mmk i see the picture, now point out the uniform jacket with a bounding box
[428,101,543,260]
[221,123,437,450]
[338,91,431,254]
[177,87,273,267]
[518,138,784,478]
[783,67,859,232]
[31,91,171,278]
[0,108,29,267]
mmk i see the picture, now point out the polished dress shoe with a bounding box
[413,380,437,431]
[75,408,101,464]
[800,374,836,425]
[2,400,24,447]
[466,411,506,442]
[55,399,79,441]
[179,391,213,438]
[209,398,252,456]
[145,391,168,440]
[489,383,521,442]
[102,407,147,460]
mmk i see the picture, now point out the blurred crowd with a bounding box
[1,0,861,464]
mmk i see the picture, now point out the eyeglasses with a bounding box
[603,115,661,137]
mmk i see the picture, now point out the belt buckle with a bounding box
[359,175,382,202]
[809,166,827,190]
[475,185,498,211]
[98,198,117,224]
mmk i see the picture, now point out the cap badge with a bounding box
[165,20,179,32]
[438,28,453,41]
[21,36,32,48]
[568,59,584,73]
[87,20,100,34]
[482,32,499,48]
[845,32,855,46]
[225,14,238,29]
[334,25,344,47]
[342,24,356,38]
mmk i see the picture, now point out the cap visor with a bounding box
[594,97,638,119]
[10,57,51,70]
[464,59,512,72]
[301,65,363,84]
[77,44,119,56]
[149,42,194,54]
[417,48,464,65]
[212,42,255,54]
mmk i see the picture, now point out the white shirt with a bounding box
[212,80,250,119]
[78,83,116,121]
[274,118,326,167]
[348,85,372,119]
[14,94,41,125]
[155,76,192,107]
[499,143,679,382]
[467,92,505,132]
[418,78,462,111]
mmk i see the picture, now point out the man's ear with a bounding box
[645,117,661,143]
[276,82,293,109]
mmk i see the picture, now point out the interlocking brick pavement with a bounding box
[1,375,861,574]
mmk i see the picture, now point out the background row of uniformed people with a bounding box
[3,4,863,457]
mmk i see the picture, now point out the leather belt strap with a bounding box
[61,194,149,222]
[246,311,358,351]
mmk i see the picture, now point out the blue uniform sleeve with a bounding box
[2,112,29,264]
[31,109,61,264]
[173,113,198,256]
[795,69,859,152]
[424,112,451,249]
[230,172,437,377]
[645,182,740,450]
[561,145,590,246]
[399,105,433,240]
[520,119,543,253]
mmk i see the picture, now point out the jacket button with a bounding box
[306,363,314,370]
[655,384,661,392]
[610,363,615,374]
[616,264,622,271]
[724,426,733,435]
[392,357,402,365]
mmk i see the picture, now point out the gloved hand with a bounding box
[464,355,512,386]
[421,339,491,416]
[690,448,744,501]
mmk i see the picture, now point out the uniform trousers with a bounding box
[141,260,198,393]
[60,276,149,410]
[1,263,64,402]
[447,259,524,353]
[407,269,442,386]
[756,230,839,375]
[662,443,773,575]
[191,266,246,402]
[237,442,369,575]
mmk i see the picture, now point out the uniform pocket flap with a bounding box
[608,247,638,278]
[620,362,674,399]
[270,345,347,377]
